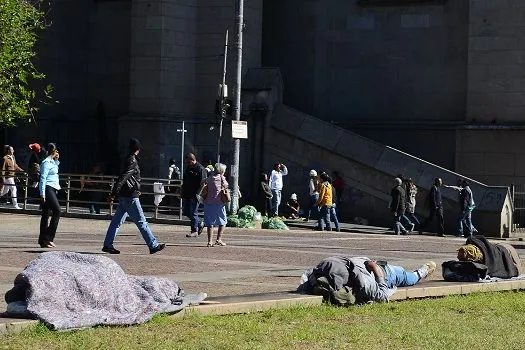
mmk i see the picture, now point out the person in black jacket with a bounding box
[390,178,408,235]
[102,138,165,254]
[419,178,445,237]
[258,173,272,217]
[182,153,207,237]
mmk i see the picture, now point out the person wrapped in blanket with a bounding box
[442,235,523,282]
[297,256,436,305]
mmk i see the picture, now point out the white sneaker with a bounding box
[13,205,22,210]
[416,261,436,280]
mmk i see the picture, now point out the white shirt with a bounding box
[270,165,288,191]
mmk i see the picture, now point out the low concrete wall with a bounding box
[266,104,512,237]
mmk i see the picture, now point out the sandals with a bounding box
[215,240,226,247]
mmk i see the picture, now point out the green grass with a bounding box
[3,291,525,350]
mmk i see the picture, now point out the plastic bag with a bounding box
[238,205,257,221]
[262,217,289,230]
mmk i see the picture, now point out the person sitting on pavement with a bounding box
[442,235,522,282]
[298,256,436,305]
[284,193,300,219]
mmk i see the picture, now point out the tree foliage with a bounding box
[0,0,52,126]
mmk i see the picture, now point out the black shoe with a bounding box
[149,243,166,254]
[438,233,446,237]
[418,230,423,235]
[102,246,121,254]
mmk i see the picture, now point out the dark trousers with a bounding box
[259,197,272,217]
[420,207,444,234]
[183,197,201,232]
[39,186,61,245]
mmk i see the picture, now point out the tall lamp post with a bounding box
[217,30,229,165]
[231,0,244,214]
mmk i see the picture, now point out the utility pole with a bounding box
[217,30,229,165]
[231,0,244,214]
[176,121,187,219]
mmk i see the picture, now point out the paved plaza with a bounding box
[0,212,499,313]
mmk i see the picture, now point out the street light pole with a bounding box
[176,121,187,219]
[231,0,244,214]
[217,30,229,165]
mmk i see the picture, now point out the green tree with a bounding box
[0,0,52,126]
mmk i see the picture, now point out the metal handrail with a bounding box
[0,171,187,220]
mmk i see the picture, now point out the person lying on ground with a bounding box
[298,256,436,305]
[442,235,522,281]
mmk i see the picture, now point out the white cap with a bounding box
[309,170,317,177]
[291,193,297,200]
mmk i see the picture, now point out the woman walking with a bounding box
[405,178,420,227]
[203,163,229,247]
[38,143,61,248]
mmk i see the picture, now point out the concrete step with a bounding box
[3,280,525,334]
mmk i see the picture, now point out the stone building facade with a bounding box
[2,0,525,192]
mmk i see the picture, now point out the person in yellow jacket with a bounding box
[315,172,333,231]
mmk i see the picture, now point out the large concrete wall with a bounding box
[467,0,525,123]
[262,0,469,123]
[37,0,131,119]
[264,104,512,237]
[455,129,525,186]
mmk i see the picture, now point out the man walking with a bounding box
[390,178,408,235]
[444,179,476,237]
[182,153,207,237]
[269,162,288,217]
[1,145,24,209]
[102,138,165,254]
[419,178,445,237]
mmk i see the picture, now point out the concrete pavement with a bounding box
[1,212,524,333]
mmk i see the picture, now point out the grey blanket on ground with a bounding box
[4,251,207,330]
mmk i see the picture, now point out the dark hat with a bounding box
[128,138,141,153]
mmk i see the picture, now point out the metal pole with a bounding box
[231,0,243,214]
[177,121,187,220]
[217,30,229,165]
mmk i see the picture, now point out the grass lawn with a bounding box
[2,291,525,350]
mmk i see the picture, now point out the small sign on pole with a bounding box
[231,121,248,139]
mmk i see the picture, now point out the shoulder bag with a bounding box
[220,175,231,203]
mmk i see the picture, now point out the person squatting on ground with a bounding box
[1,145,25,209]
[304,169,319,222]
[258,173,272,217]
[284,193,300,219]
[269,162,288,217]
[102,138,165,255]
[315,172,333,231]
[182,153,207,237]
[390,178,408,235]
[298,256,436,304]
[444,179,477,237]
[419,178,445,237]
[38,143,61,248]
[202,163,229,247]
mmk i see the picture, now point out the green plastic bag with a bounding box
[238,205,257,221]
[262,217,289,230]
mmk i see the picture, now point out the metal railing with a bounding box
[0,172,187,220]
